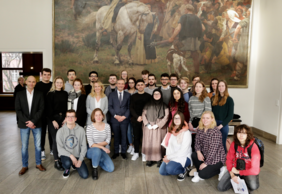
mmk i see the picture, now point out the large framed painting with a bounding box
[53,0,252,87]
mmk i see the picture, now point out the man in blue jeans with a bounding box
[15,76,46,175]
[56,109,88,179]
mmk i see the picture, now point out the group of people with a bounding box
[14,67,260,193]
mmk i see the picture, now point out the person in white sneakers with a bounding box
[129,80,151,161]
[159,112,192,181]
[191,111,226,183]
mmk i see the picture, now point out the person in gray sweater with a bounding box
[56,110,88,179]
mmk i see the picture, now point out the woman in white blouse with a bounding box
[86,108,114,180]
[159,111,192,182]
[86,81,108,125]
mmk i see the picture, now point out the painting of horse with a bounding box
[53,0,253,87]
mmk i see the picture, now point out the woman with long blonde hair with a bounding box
[86,81,108,125]
[212,80,234,153]
[191,111,226,183]
[47,76,68,171]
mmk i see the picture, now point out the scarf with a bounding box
[143,89,167,122]
[164,130,185,147]
[67,89,81,110]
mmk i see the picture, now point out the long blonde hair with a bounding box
[212,80,229,106]
[90,81,106,98]
[49,76,65,92]
[198,111,217,130]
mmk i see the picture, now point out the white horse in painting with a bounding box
[81,2,153,65]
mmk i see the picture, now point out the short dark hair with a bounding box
[41,68,51,74]
[136,79,145,85]
[148,73,156,79]
[192,75,200,81]
[89,71,98,77]
[67,69,76,75]
[109,74,117,79]
[161,73,169,78]
[141,70,149,75]
[66,109,76,117]
[170,73,179,80]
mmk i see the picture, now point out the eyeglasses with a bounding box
[90,76,98,78]
[161,79,169,81]
[66,116,76,119]
[170,79,178,81]
[153,93,161,96]
[174,117,181,120]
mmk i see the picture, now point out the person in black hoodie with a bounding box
[67,78,87,127]
[46,76,68,171]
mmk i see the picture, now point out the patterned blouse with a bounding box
[194,127,226,165]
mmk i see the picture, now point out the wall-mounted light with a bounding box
[30,66,34,70]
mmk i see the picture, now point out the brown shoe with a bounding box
[19,167,28,175]
[36,164,46,171]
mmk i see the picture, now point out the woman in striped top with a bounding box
[188,81,211,151]
[86,108,114,180]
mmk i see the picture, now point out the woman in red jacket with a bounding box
[218,124,260,192]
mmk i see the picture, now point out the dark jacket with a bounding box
[108,90,131,124]
[76,94,87,127]
[15,89,44,128]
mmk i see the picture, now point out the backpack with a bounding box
[235,137,264,167]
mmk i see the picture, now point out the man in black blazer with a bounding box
[108,79,130,159]
[15,76,46,175]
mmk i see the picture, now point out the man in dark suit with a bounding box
[15,76,46,175]
[108,79,130,160]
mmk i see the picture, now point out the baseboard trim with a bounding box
[251,127,276,143]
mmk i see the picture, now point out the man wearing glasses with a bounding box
[159,73,171,106]
[56,109,88,179]
[85,71,99,96]
[169,73,179,94]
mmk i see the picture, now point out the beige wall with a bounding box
[253,0,282,143]
[1,0,282,143]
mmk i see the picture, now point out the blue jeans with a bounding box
[159,158,191,175]
[216,120,229,153]
[60,156,89,179]
[86,147,114,172]
[20,127,42,167]
[127,122,133,144]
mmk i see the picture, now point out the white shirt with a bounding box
[117,90,124,102]
[95,97,101,108]
[73,98,79,111]
[26,89,34,114]
[161,131,192,167]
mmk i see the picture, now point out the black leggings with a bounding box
[41,116,53,151]
[192,152,223,179]
[48,118,63,161]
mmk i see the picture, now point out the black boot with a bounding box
[92,167,98,180]
[54,160,64,171]
[157,160,162,168]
